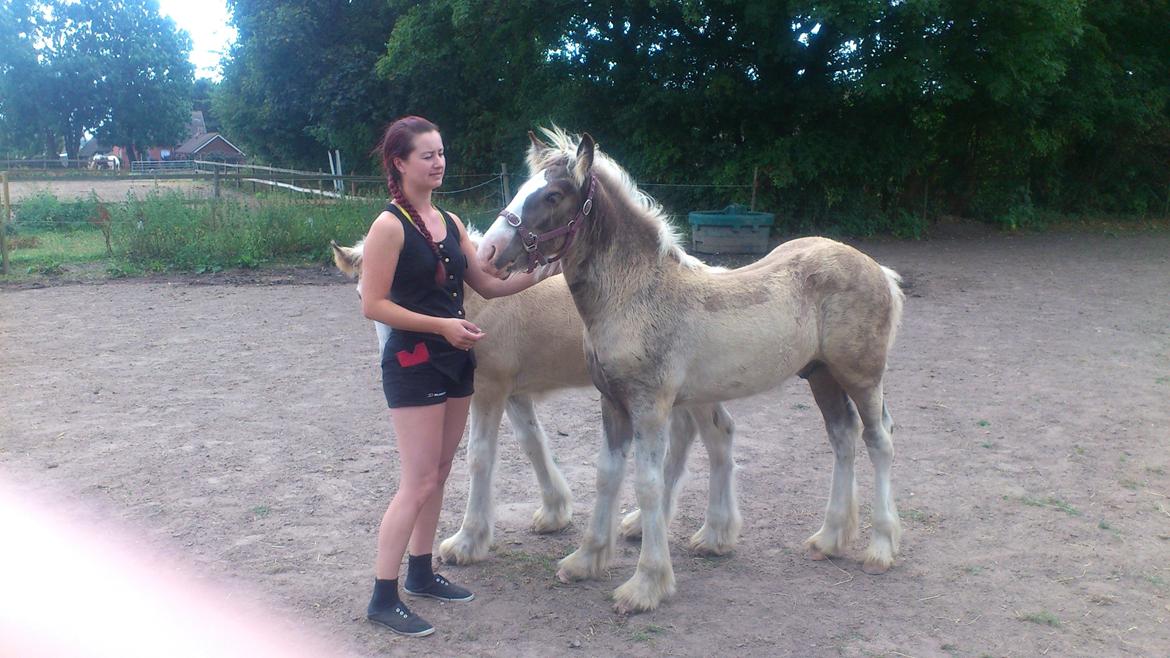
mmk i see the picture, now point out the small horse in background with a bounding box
[331,239,743,565]
[478,128,905,613]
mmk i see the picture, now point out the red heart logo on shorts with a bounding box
[395,342,430,367]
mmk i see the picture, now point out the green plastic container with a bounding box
[687,204,774,254]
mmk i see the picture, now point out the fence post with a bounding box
[750,166,759,211]
[501,163,511,202]
[213,167,221,198]
[1,171,9,275]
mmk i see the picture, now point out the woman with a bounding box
[359,116,557,637]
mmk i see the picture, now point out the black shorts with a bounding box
[381,339,475,408]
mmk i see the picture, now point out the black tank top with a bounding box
[383,204,474,375]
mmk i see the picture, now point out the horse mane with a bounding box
[528,126,699,269]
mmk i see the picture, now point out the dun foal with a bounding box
[478,128,905,613]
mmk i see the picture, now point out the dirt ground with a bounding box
[1,230,1168,657]
[7,176,213,203]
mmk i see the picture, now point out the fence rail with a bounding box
[1,158,94,170]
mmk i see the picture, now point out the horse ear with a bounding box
[331,239,363,278]
[574,133,595,185]
[528,130,550,151]
[526,130,551,174]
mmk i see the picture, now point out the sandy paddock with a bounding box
[1,231,1168,656]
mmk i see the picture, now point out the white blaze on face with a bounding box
[478,171,549,274]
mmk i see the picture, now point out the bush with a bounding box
[114,191,384,271]
[13,192,98,232]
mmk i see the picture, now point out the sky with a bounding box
[156,0,236,81]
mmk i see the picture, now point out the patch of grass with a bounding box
[940,644,959,655]
[1156,376,1169,385]
[5,228,110,271]
[1097,519,1121,537]
[1143,574,1167,588]
[2,188,507,277]
[1146,466,1166,475]
[1017,610,1060,627]
[902,508,928,522]
[792,402,810,411]
[976,419,990,428]
[495,548,559,575]
[7,234,41,249]
[980,441,995,449]
[630,625,667,642]
[1073,445,1086,456]
[105,262,143,278]
[962,565,985,575]
[252,505,271,518]
[1016,495,1080,516]
[691,552,734,570]
[26,262,65,275]
[1120,478,1140,491]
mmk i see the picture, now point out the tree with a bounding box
[0,0,193,161]
[216,0,1170,225]
[79,0,194,160]
[1,1,54,156]
[216,0,405,171]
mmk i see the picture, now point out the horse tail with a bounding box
[880,266,905,353]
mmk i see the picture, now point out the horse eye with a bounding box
[545,193,561,204]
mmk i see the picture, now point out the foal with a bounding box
[478,128,905,613]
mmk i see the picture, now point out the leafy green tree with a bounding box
[216,0,404,170]
[76,0,194,161]
[216,0,1169,226]
[0,0,192,161]
[0,0,60,156]
[377,0,570,173]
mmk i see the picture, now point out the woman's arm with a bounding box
[360,211,483,349]
[452,213,562,299]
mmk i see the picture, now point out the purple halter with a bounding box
[499,175,597,273]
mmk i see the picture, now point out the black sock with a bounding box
[405,553,434,590]
[368,578,400,614]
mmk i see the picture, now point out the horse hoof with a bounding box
[556,546,610,582]
[532,502,572,534]
[438,531,490,565]
[618,509,643,541]
[611,573,673,614]
[862,559,892,575]
[807,547,830,561]
[689,524,737,556]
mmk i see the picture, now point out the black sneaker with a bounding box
[367,601,435,637]
[403,574,475,602]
